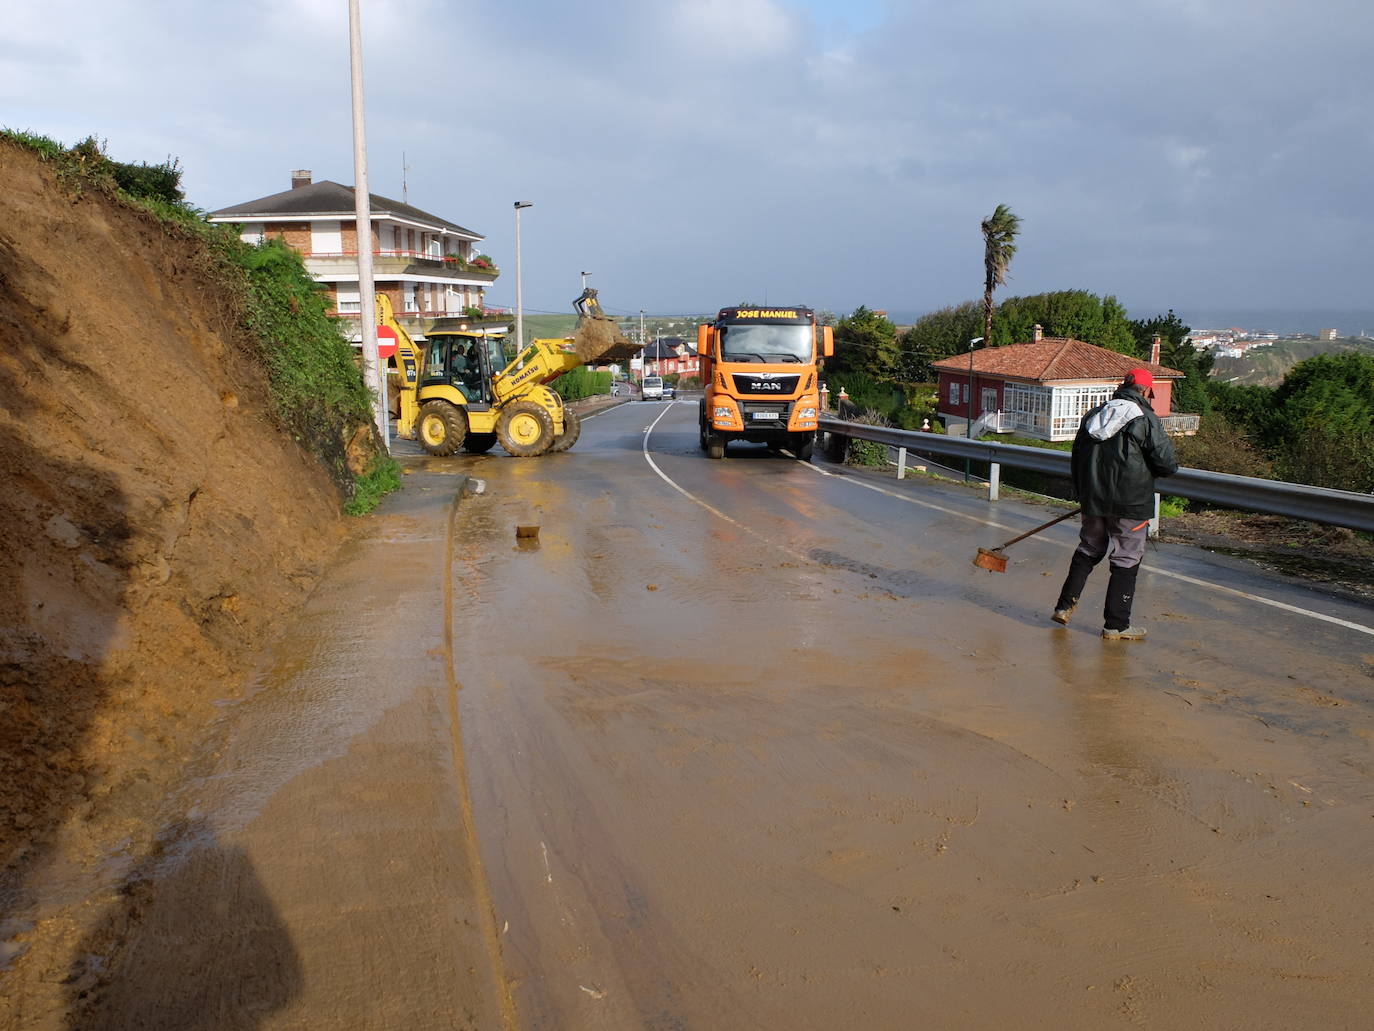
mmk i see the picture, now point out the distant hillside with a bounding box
[1211,336,1374,386]
[519,312,710,345]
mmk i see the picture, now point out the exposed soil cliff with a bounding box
[0,141,347,895]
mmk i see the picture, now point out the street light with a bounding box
[966,336,983,481]
[514,201,532,350]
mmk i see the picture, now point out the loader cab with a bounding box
[421,331,507,405]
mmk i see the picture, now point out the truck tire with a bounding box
[497,401,555,457]
[463,432,498,454]
[706,433,725,460]
[549,408,581,453]
[418,400,467,456]
[794,433,815,461]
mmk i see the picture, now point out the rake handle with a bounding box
[995,508,1082,551]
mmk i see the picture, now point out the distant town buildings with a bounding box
[1186,326,1279,359]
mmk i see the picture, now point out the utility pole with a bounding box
[348,0,386,448]
[639,309,647,385]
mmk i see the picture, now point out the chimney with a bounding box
[1150,334,1161,365]
[1032,323,1043,342]
[291,169,313,190]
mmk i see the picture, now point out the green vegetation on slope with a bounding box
[1,130,394,512]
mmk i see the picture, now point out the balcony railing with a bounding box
[1162,413,1201,435]
[299,250,499,278]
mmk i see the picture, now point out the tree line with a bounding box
[821,203,1373,494]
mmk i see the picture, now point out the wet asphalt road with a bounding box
[446,400,1374,1029]
[31,399,1369,1029]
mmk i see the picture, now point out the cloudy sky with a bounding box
[5,0,1372,321]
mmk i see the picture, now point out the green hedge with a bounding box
[553,367,612,401]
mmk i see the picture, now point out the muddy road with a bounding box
[12,398,1372,1029]
[453,401,1374,1029]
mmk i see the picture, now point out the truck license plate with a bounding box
[751,412,780,420]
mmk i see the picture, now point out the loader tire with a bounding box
[497,401,555,457]
[463,432,498,454]
[418,401,467,456]
[549,408,581,453]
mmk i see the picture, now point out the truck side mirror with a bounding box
[822,326,834,357]
[697,324,714,359]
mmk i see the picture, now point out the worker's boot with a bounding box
[1052,551,1101,625]
[1102,563,1143,639]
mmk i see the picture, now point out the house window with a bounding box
[310,220,342,256]
[1004,383,1052,435]
[336,285,361,314]
[949,381,959,406]
[1050,385,1113,436]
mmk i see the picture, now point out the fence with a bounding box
[818,416,1374,534]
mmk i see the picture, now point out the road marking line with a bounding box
[797,461,1374,638]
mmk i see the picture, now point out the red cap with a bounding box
[1125,368,1155,395]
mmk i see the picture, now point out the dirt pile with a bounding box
[0,143,347,882]
[572,314,639,363]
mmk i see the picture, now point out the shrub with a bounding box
[1159,496,1188,519]
[345,456,402,516]
[845,409,892,467]
[1174,414,1273,480]
[553,366,612,401]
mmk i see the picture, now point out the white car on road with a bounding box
[642,376,664,400]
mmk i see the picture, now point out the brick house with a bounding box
[930,326,1197,442]
[643,338,700,378]
[207,170,505,343]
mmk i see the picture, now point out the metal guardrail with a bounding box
[818,416,1374,534]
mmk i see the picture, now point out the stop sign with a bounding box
[376,325,398,360]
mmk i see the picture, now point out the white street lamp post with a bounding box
[514,202,532,350]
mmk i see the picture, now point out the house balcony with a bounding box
[334,309,512,342]
[301,250,499,282]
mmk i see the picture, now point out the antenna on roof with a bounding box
[402,151,411,204]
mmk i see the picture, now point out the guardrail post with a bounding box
[1150,493,1160,538]
[897,447,908,480]
[989,462,1000,501]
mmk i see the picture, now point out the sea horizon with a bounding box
[880,306,1374,338]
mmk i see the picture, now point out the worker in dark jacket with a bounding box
[1052,369,1178,640]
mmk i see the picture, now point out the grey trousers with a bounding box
[1075,515,1148,569]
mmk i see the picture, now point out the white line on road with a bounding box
[798,460,1374,638]
[637,407,1372,637]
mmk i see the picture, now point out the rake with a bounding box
[972,509,1081,573]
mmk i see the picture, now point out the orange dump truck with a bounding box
[696,306,833,460]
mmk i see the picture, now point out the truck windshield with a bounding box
[718,324,813,364]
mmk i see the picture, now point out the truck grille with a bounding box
[741,401,792,422]
[731,372,800,396]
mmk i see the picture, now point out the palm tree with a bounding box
[981,204,1021,347]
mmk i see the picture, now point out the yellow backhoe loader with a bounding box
[378,293,637,457]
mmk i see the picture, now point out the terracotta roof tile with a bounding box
[930,337,1183,382]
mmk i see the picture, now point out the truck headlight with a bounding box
[797,407,817,419]
[713,406,734,420]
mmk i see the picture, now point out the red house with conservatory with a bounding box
[930,327,1196,442]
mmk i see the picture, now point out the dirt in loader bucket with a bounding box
[571,315,639,363]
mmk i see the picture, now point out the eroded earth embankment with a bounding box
[0,143,348,1022]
